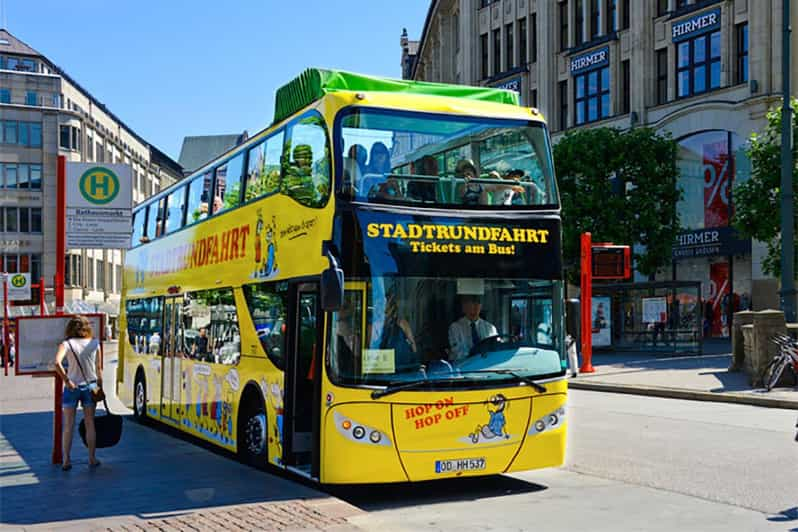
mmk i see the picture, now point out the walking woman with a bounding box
[54,316,102,470]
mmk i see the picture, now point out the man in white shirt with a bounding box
[448,295,498,361]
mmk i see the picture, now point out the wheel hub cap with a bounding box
[245,414,266,455]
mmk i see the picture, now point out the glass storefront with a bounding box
[673,130,752,338]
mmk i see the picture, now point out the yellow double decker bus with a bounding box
[118,69,567,483]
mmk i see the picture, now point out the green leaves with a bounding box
[554,127,681,282]
[731,97,798,276]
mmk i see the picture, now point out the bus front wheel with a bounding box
[238,401,267,467]
[133,372,147,423]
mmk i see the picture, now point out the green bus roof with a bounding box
[273,68,520,124]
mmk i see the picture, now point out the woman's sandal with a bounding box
[89,460,101,468]
[61,463,72,471]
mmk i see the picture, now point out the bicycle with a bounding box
[763,334,798,391]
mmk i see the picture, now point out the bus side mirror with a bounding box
[321,250,344,312]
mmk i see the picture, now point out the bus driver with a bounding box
[448,295,497,361]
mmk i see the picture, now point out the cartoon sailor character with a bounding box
[254,210,264,265]
[263,216,277,277]
[269,382,284,457]
[212,374,223,431]
[469,394,509,443]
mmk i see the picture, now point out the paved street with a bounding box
[334,390,798,532]
[1,345,796,531]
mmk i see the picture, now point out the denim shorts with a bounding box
[62,383,95,408]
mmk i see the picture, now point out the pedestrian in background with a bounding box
[54,315,102,470]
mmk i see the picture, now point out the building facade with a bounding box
[0,29,182,329]
[405,0,798,337]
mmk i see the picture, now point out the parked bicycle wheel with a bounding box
[763,358,787,391]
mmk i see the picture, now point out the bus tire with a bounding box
[238,394,267,467]
[133,370,148,423]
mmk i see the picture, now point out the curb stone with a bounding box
[568,380,798,410]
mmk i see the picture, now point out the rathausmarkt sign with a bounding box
[570,46,609,75]
[672,8,721,43]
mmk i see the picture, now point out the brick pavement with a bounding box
[0,343,361,531]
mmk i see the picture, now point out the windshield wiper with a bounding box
[457,369,548,393]
[370,376,464,400]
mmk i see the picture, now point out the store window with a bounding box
[676,130,750,231]
[589,0,600,40]
[620,60,630,114]
[520,17,529,65]
[505,23,514,71]
[677,30,721,98]
[606,0,617,33]
[575,65,610,124]
[492,29,501,75]
[559,80,569,130]
[656,48,668,104]
[481,34,489,78]
[735,23,748,85]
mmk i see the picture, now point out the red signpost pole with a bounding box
[580,232,595,373]
[52,155,67,465]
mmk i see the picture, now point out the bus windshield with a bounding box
[328,277,565,388]
[337,108,558,208]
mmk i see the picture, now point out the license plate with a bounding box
[435,457,486,474]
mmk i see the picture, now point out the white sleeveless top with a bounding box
[63,338,99,385]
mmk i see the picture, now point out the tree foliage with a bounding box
[554,127,681,282]
[732,98,798,276]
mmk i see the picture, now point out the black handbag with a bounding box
[79,397,123,448]
[66,340,123,448]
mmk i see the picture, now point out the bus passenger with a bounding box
[379,293,418,372]
[448,295,497,361]
[407,155,438,202]
[192,327,210,361]
[454,159,487,206]
[366,142,391,175]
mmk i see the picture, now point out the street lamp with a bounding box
[780,0,796,322]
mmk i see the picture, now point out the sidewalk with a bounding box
[0,344,361,531]
[569,345,798,409]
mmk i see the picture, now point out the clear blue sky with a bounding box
[4,0,430,161]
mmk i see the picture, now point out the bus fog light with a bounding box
[369,430,382,443]
[549,414,558,426]
[534,420,546,432]
[352,426,366,439]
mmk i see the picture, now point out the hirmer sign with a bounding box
[570,46,609,75]
[672,8,721,43]
[66,163,132,249]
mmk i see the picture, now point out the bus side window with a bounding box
[242,283,288,370]
[143,202,158,243]
[164,185,187,234]
[282,113,330,208]
[187,172,212,225]
[215,153,245,214]
[245,131,284,202]
[125,297,163,355]
[183,288,240,365]
[131,209,145,247]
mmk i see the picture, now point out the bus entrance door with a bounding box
[284,283,322,476]
[160,297,183,422]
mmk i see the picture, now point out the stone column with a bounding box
[730,310,754,371]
